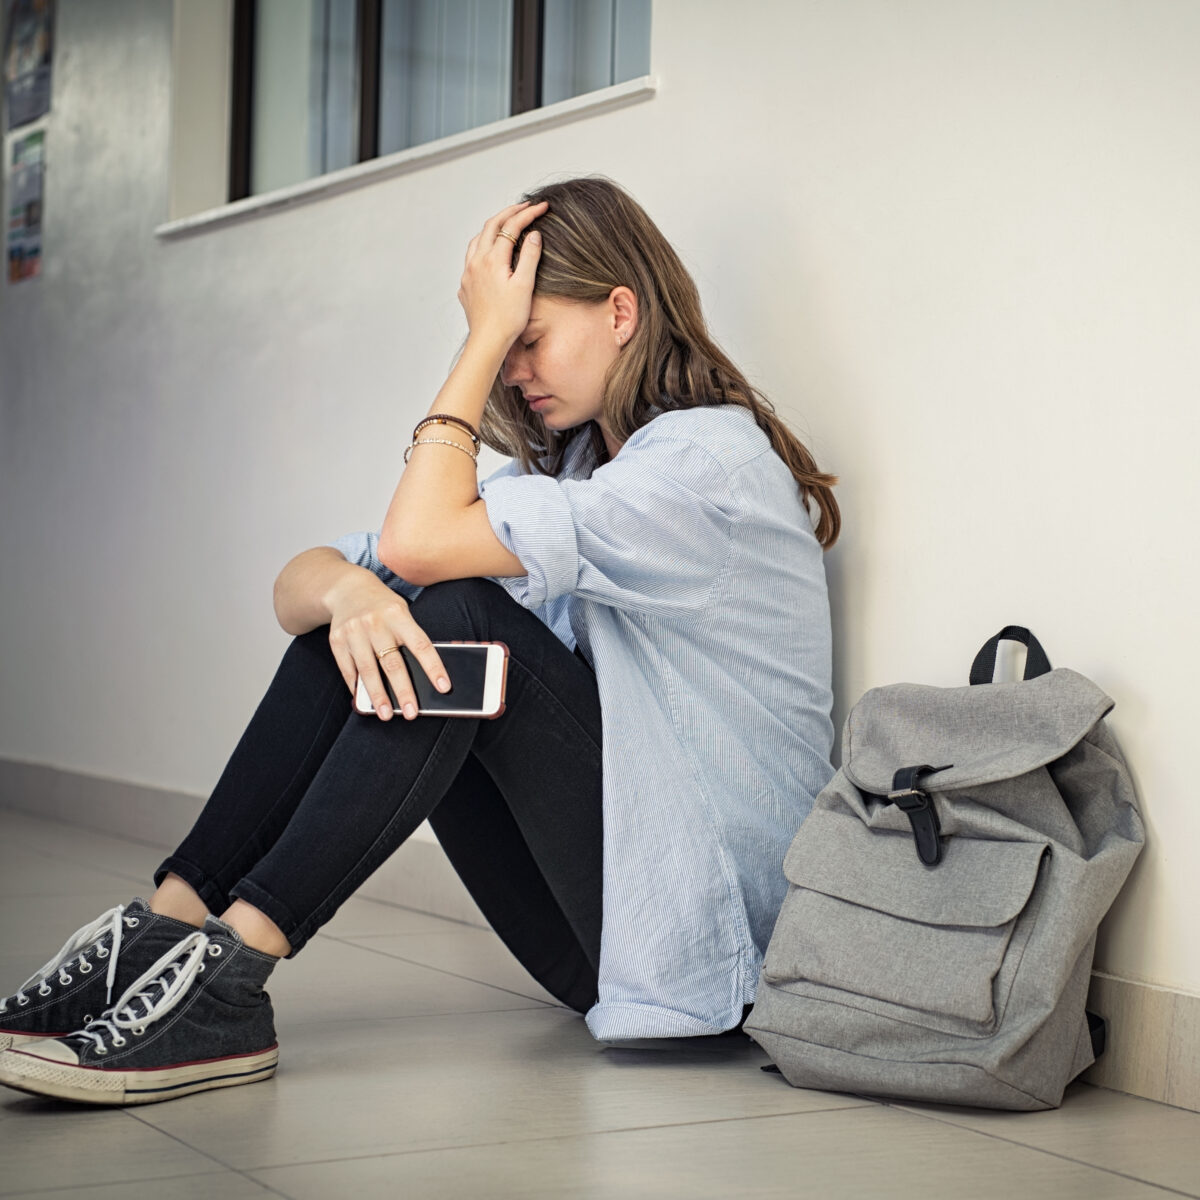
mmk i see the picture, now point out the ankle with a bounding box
[149,874,208,928]
[219,900,291,958]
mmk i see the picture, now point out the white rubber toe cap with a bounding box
[10,1038,82,1066]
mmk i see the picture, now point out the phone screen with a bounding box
[398,645,489,713]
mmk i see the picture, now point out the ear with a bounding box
[609,286,638,347]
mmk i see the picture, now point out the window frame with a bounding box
[228,0,548,203]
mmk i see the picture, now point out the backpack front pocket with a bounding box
[762,808,1049,1027]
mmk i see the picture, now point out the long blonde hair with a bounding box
[481,177,840,548]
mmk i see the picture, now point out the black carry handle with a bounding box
[969,626,1053,686]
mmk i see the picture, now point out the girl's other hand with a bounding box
[325,573,449,721]
[457,200,548,351]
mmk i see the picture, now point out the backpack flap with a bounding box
[842,668,1114,796]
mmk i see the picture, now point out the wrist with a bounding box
[462,327,513,366]
[322,561,376,620]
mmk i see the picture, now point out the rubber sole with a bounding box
[0,1044,279,1106]
[0,1032,55,1052]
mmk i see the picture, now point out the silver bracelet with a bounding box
[403,436,479,465]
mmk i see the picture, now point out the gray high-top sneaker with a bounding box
[0,900,201,1050]
[0,916,278,1105]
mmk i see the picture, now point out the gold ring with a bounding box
[497,229,518,246]
[376,645,400,659]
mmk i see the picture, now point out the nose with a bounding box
[501,344,531,388]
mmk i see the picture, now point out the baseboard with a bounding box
[1082,972,1200,1111]
[0,757,489,930]
[3,755,1196,1111]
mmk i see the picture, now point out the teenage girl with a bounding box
[0,177,839,1105]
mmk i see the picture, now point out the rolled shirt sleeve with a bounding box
[480,427,736,618]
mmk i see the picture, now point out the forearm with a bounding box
[378,201,542,584]
[273,546,383,635]
[378,334,517,581]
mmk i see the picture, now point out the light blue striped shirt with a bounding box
[333,407,834,1039]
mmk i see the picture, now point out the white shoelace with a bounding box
[0,904,134,1013]
[74,932,216,1055]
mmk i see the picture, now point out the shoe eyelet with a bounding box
[83,1014,94,1024]
[125,917,140,928]
[58,972,73,986]
[96,945,110,959]
[38,983,53,997]
[111,1035,126,1047]
[79,960,93,974]
[132,1025,146,1037]
[17,996,30,1007]
[207,944,223,958]
[94,1046,107,1056]
[197,963,205,973]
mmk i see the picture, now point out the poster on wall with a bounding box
[7,128,43,282]
[4,0,54,129]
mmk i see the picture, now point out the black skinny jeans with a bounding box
[156,579,604,1014]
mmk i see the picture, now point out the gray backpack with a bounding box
[745,627,1145,1111]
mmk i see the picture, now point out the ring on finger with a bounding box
[496,229,518,246]
[377,645,400,659]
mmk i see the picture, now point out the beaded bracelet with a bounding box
[403,437,479,465]
[414,413,480,447]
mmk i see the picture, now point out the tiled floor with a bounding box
[1,809,1198,1199]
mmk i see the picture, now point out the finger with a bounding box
[481,201,534,241]
[464,233,481,267]
[328,634,361,697]
[396,617,451,698]
[490,201,549,261]
[508,199,548,232]
[346,628,396,720]
[512,228,542,287]
[377,646,421,721]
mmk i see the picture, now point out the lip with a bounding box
[525,395,552,411]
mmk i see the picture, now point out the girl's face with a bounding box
[500,294,624,445]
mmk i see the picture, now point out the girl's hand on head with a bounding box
[325,572,449,721]
[457,200,548,351]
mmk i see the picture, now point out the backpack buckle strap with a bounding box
[888,764,951,867]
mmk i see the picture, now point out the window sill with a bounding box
[156,75,658,240]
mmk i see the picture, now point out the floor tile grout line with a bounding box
[275,999,563,1036]
[235,1168,296,1198]
[880,1104,1200,1199]
[0,838,157,891]
[321,928,485,939]
[313,930,563,1008]
[0,806,175,852]
[240,1100,882,1176]
[119,1111,303,1198]
[0,1167,238,1199]
[122,1106,252,1176]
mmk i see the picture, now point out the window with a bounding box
[229,0,651,200]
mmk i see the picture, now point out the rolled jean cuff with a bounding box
[228,876,307,957]
[153,854,233,920]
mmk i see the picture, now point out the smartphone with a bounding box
[355,641,509,719]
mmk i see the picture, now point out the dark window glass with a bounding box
[233,0,651,200]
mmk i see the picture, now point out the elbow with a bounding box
[272,572,287,624]
[378,524,441,588]
[272,568,306,636]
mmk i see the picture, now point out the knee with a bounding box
[279,625,345,682]
[288,625,337,666]
[410,578,510,640]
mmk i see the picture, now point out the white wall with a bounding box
[2,0,1198,995]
